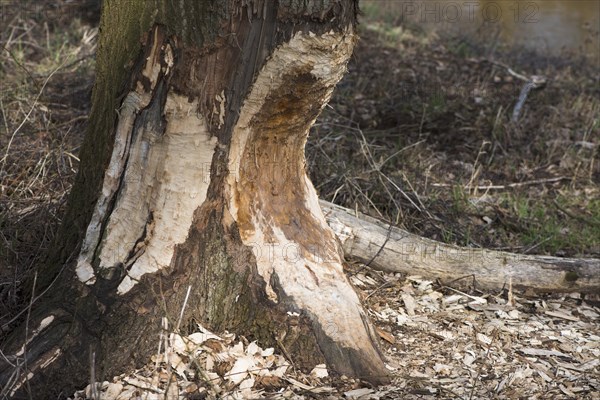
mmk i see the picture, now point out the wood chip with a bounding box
[401,293,417,315]
[344,388,375,398]
[377,328,396,344]
[545,310,580,321]
[518,348,572,359]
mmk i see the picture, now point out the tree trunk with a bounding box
[0,1,389,397]
[322,201,600,293]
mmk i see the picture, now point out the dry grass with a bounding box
[0,0,97,330]
[0,1,598,398]
[307,13,599,257]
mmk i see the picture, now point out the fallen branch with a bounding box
[430,176,569,190]
[321,200,600,293]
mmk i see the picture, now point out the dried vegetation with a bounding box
[307,4,599,258]
[70,269,600,399]
[1,1,598,399]
[0,0,97,329]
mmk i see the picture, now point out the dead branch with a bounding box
[321,200,600,293]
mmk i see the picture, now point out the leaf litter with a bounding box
[1,2,598,399]
[71,264,599,399]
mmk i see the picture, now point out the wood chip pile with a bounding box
[71,267,600,399]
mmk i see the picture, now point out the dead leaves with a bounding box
[354,270,600,399]
[72,268,599,399]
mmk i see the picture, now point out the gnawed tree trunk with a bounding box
[0,1,389,397]
[322,201,600,293]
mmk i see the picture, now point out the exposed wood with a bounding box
[1,2,390,398]
[225,29,387,383]
[321,200,600,293]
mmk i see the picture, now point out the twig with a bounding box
[365,279,397,301]
[466,141,489,196]
[20,271,38,399]
[175,285,192,333]
[1,251,74,331]
[512,81,535,122]
[553,200,600,228]
[469,328,498,400]
[506,68,530,82]
[477,58,544,85]
[431,176,570,190]
[366,224,393,268]
[523,236,553,255]
[442,286,486,305]
[351,221,395,278]
[441,274,478,290]
[511,73,547,122]
[275,339,296,371]
[470,58,547,122]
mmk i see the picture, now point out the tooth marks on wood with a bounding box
[225,30,387,382]
[76,25,195,291]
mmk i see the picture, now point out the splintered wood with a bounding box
[75,26,217,294]
[71,265,599,399]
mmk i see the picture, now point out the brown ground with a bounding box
[1,1,598,398]
[308,26,599,258]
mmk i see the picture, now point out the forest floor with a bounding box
[308,18,599,259]
[0,1,598,399]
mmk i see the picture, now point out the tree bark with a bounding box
[0,1,389,397]
[322,200,600,293]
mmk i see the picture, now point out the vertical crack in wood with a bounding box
[76,89,151,285]
[76,25,176,288]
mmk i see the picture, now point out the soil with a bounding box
[1,1,598,398]
[307,27,599,258]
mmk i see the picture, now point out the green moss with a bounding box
[564,271,579,282]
